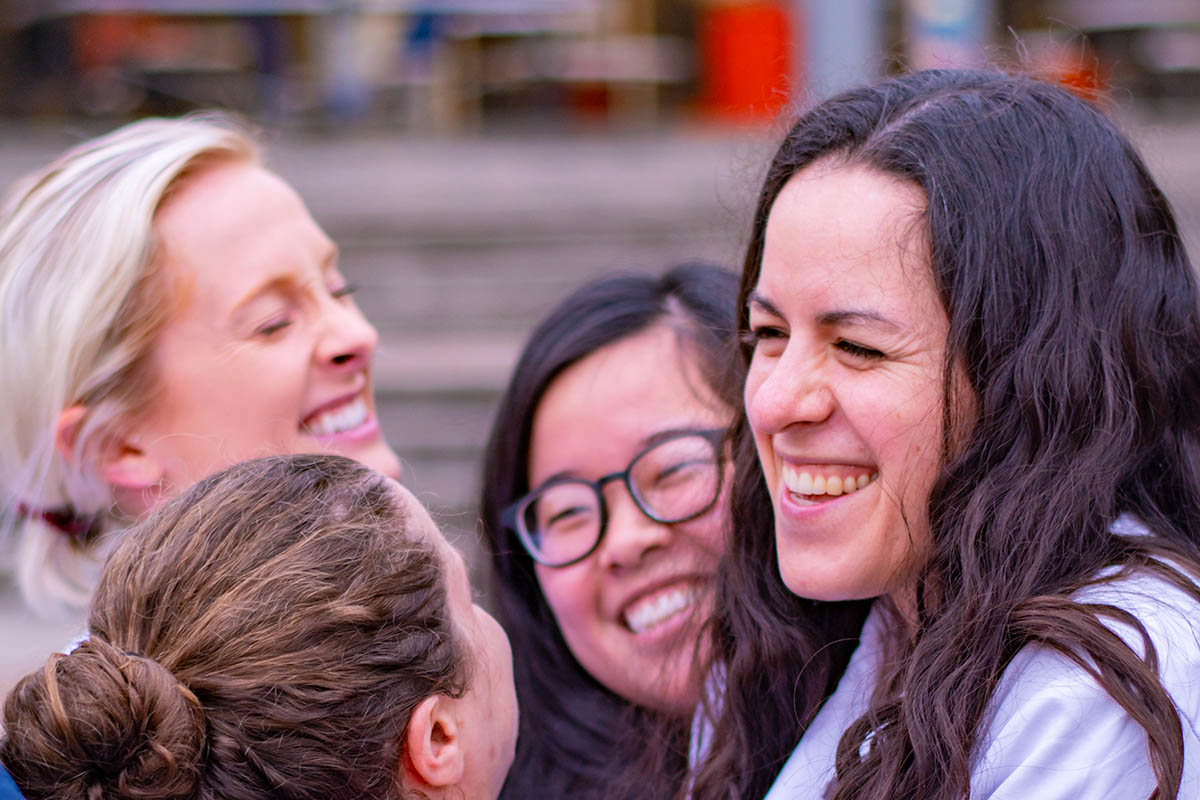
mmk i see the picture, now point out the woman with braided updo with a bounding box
[0,454,517,800]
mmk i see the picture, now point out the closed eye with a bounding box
[654,458,712,486]
[835,339,884,359]
[331,282,359,300]
[743,325,787,346]
[548,506,589,524]
[256,317,293,336]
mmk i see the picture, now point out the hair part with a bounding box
[0,113,259,615]
[1,453,467,800]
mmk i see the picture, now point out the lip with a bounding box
[775,467,878,523]
[773,451,876,471]
[301,384,369,423]
[614,575,710,643]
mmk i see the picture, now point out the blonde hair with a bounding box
[0,114,259,616]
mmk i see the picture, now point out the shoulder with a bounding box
[971,566,1200,799]
[763,605,888,800]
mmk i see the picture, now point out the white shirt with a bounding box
[765,518,1200,800]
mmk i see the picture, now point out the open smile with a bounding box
[780,463,878,505]
[301,391,374,438]
[621,580,703,636]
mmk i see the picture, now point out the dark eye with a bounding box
[331,283,359,300]
[835,339,884,359]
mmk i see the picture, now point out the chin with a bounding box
[360,445,402,479]
[778,563,859,603]
[327,439,402,479]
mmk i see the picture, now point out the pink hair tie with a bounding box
[16,502,102,543]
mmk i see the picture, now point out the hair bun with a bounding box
[1,637,205,799]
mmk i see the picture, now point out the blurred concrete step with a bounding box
[272,132,771,243]
[372,331,515,523]
[345,233,744,335]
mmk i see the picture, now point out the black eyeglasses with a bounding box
[502,428,726,567]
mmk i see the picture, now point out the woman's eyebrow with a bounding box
[748,290,900,332]
[639,427,717,450]
[230,275,294,317]
[746,290,783,318]
[818,309,901,331]
[319,241,340,272]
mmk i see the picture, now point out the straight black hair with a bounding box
[479,263,739,799]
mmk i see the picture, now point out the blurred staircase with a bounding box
[266,131,772,550]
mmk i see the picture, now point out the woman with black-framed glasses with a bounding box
[479,263,740,800]
[504,427,726,568]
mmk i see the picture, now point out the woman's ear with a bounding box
[53,405,87,463]
[57,405,164,502]
[402,695,465,793]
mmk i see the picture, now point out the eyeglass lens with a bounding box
[519,433,721,565]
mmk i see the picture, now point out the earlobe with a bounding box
[57,405,165,512]
[100,446,164,490]
[402,695,465,791]
[56,405,164,489]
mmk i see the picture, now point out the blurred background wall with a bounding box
[1,1,1197,127]
[1,0,1198,688]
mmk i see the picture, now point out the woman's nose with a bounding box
[316,295,379,370]
[596,486,672,571]
[745,350,835,436]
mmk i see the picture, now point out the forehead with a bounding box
[539,324,723,422]
[387,479,464,573]
[153,161,333,294]
[388,480,436,540]
[528,324,727,476]
[759,163,932,310]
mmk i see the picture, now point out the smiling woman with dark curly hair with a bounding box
[690,70,1200,800]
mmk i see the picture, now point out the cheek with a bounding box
[742,363,769,432]
[534,566,597,645]
[868,396,944,561]
[685,491,732,563]
[484,612,513,668]
[751,431,778,500]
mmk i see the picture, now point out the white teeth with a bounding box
[781,464,878,498]
[304,396,368,436]
[625,585,696,634]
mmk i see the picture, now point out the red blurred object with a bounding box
[1015,32,1107,102]
[72,14,144,72]
[698,1,793,122]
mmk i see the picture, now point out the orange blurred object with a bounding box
[72,14,143,72]
[1015,32,1107,102]
[698,1,793,122]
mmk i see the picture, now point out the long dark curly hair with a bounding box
[690,69,1200,800]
